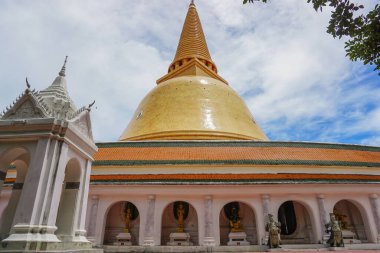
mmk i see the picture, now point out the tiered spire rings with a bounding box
[59,56,68,77]
[156,0,227,84]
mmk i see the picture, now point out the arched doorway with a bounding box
[161,201,198,246]
[278,201,314,244]
[0,147,30,241]
[333,200,368,243]
[103,201,140,245]
[219,201,256,245]
[55,158,82,240]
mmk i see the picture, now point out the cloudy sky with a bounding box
[0,0,379,145]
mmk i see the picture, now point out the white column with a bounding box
[262,194,270,222]
[316,194,328,243]
[0,184,23,240]
[369,194,380,242]
[56,185,80,240]
[13,138,52,224]
[87,195,99,239]
[42,142,69,229]
[73,160,92,242]
[0,170,6,196]
[143,195,156,246]
[203,195,215,246]
[38,139,62,226]
[316,195,327,230]
[4,138,61,243]
[260,194,270,245]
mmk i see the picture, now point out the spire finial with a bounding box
[89,100,96,108]
[59,56,68,77]
[156,0,228,85]
[26,77,31,89]
[171,1,212,68]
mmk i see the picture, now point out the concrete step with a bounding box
[102,244,380,253]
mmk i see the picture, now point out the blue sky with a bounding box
[0,0,379,145]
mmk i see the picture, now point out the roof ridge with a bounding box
[95,141,380,152]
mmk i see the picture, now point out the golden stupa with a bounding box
[119,1,268,141]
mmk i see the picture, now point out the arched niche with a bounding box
[55,158,82,239]
[0,147,29,194]
[278,200,314,244]
[161,201,198,246]
[333,199,368,243]
[219,201,257,245]
[103,201,140,245]
[0,146,30,241]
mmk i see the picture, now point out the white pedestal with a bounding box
[203,236,216,246]
[227,232,250,246]
[342,230,361,244]
[143,237,155,246]
[2,225,60,243]
[167,232,193,246]
[329,247,347,251]
[323,233,330,244]
[267,248,285,252]
[113,232,132,246]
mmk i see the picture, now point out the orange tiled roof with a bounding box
[4,174,380,185]
[89,173,380,184]
[91,173,380,181]
[93,141,380,167]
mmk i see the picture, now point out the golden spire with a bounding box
[157,1,227,84]
[172,1,212,67]
[120,1,268,141]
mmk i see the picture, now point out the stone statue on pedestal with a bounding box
[114,202,139,246]
[176,202,185,232]
[265,214,281,249]
[325,213,344,247]
[124,205,132,233]
[167,201,192,246]
[225,202,249,246]
[229,206,242,232]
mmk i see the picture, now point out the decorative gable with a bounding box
[1,89,51,120]
[69,107,94,141]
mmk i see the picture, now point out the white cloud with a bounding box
[0,0,379,145]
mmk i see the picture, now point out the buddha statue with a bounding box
[124,205,132,233]
[229,206,242,232]
[176,202,185,232]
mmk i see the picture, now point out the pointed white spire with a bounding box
[59,56,68,77]
[38,56,77,118]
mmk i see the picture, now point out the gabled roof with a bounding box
[0,57,96,143]
[1,87,51,120]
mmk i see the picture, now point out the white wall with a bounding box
[88,183,380,246]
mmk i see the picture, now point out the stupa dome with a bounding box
[120,76,267,141]
[119,2,268,141]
